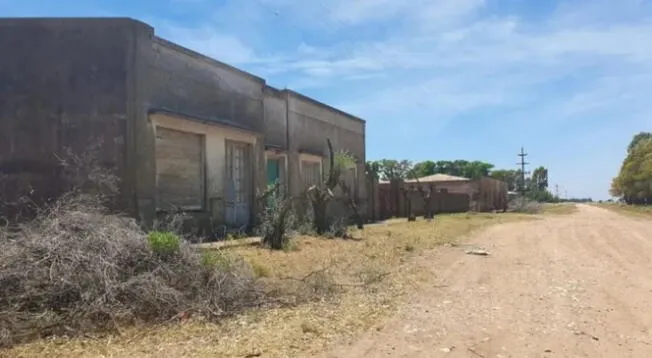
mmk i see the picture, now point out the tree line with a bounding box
[365,159,558,202]
[610,132,652,204]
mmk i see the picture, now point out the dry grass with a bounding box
[595,203,652,218]
[3,213,532,358]
[541,203,578,215]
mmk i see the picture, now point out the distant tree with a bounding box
[530,166,549,191]
[462,160,494,179]
[365,161,381,179]
[372,159,413,181]
[435,160,454,175]
[490,169,519,191]
[411,159,494,179]
[412,160,437,178]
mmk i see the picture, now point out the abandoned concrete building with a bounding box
[0,18,366,231]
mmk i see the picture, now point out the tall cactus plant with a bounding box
[306,139,357,235]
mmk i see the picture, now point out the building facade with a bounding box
[263,87,366,213]
[0,18,366,231]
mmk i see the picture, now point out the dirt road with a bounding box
[321,205,652,358]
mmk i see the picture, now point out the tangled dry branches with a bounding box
[0,194,264,347]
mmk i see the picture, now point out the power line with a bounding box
[516,147,529,194]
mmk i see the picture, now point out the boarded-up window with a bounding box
[301,161,321,189]
[155,127,204,211]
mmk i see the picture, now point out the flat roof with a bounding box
[152,36,266,84]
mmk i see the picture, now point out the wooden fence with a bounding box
[365,176,508,221]
[372,180,470,220]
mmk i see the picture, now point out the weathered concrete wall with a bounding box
[0,17,366,230]
[284,90,367,217]
[263,86,288,150]
[132,32,267,226]
[0,18,137,217]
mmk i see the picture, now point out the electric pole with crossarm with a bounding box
[516,147,530,195]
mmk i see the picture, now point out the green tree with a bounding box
[627,132,652,153]
[434,160,454,175]
[462,161,494,179]
[372,159,413,181]
[530,166,549,191]
[411,160,437,178]
[611,135,652,204]
[490,169,519,191]
[365,161,381,179]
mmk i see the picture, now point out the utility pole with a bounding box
[516,147,529,195]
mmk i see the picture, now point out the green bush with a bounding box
[200,249,235,269]
[256,184,296,250]
[147,231,181,254]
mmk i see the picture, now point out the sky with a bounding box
[3,0,652,200]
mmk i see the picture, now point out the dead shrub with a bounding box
[0,194,264,348]
[507,196,543,214]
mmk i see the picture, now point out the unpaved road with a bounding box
[322,205,652,358]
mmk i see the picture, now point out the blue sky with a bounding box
[3,0,652,200]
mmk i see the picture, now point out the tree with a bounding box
[411,159,494,179]
[627,132,652,153]
[462,161,494,179]
[372,159,413,181]
[530,166,549,191]
[490,169,519,191]
[365,161,381,179]
[611,135,652,204]
[411,160,436,178]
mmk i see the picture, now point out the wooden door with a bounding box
[225,141,252,227]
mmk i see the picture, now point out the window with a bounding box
[155,127,204,211]
[301,160,322,189]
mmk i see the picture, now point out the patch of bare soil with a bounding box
[320,205,652,358]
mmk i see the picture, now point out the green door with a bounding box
[267,159,280,185]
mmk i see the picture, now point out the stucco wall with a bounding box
[0,18,135,216]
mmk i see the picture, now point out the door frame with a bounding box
[224,139,254,227]
[265,150,288,190]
